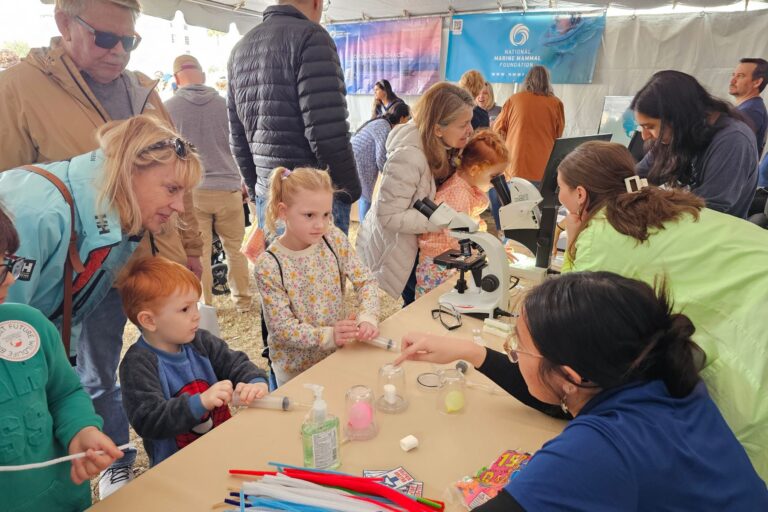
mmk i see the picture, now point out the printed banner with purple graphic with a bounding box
[447,12,606,84]
[327,18,442,95]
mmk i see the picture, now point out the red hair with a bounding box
[460,129,509,176]
[116,256,201,326]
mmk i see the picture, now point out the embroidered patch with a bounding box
[0,320,41,362]
[94,214,110,234]
[16,259,35,282]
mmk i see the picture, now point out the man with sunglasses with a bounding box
[0,0,203,499]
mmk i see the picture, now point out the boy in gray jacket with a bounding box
[117,257,267,466]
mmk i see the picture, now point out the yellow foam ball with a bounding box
[444,390,465,413]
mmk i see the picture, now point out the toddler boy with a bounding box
[117,257,267,466]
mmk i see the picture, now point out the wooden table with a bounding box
[90,281,566,511]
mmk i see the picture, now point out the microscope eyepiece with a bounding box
[413,198,438,218]
[491,174,512,206]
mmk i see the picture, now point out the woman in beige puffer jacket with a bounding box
[356,82,475,304]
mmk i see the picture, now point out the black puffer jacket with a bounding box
[227,5,360,203]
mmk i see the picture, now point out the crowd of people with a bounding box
[0,0,766,511]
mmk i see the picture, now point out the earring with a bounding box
[560,395,570,415]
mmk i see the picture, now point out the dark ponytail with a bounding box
[0,203,20,255]
[523,272,705,398]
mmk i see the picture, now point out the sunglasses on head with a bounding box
[1,254,25,283]
[141,138,197,159]
[75,16,141,52]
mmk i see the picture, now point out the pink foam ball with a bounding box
[348,402,373,430]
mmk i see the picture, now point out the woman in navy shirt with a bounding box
[397,272,768,511]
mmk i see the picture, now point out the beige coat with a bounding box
[0,38,201,263]
[356,123,441,298]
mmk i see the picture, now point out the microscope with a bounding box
[414,198,510,318]
[492,174,554,283]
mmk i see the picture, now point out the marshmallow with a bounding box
[383,384,397,405]
[400,435,419,452]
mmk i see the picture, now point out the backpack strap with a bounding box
[321,234,344,295]
[20,165,85,356]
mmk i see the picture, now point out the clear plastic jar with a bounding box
[376,363,408,413]
[344,385,378,440]
[437,368,466,414]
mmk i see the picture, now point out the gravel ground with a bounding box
[90,221,403,502]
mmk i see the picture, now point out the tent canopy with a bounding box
[41,0,747,32]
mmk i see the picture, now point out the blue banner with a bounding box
[446,12,605,84]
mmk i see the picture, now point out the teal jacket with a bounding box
[0,303,103,512]
[563,208,768,481]
[0,150,139,343]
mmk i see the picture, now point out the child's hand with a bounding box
[504,240,519,263]
[200,380,233,410]
[68,426,124,485]
[357,321,379,341]
[235,381,269,405]
[333,313,358,347]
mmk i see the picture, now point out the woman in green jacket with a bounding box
[557,140,768,480]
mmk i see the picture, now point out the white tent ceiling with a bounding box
[42,0,747,32]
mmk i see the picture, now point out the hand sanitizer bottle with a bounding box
[301,384,341,469]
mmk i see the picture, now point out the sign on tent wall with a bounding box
[447,12,606,84]
[327,18,442,96]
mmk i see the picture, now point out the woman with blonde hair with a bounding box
[491,65,564,228]
[0,112,202,360]
[459,69,491,130]
[477,81,502,126]
[357,82,474,305]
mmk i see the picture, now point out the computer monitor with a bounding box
[627,130,648,162]
[500,133,612,269]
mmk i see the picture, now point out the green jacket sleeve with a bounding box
[39,310,103,449]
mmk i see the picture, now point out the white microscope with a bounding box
[413,198,510,318]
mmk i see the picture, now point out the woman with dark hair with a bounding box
[631,70,758,218]
[396,272,768,511]
[351,103,411,220]
[556,140,768,479]
[371,79,404,119]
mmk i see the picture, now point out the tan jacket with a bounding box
[355,123,441,298]
[0,38,201,263]
[493,91,565,182]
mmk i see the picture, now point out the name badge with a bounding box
[0,320,41,362]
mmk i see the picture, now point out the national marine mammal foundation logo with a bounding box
[509,23,530,46]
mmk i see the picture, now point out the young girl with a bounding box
[416,130,509,297]
[254,167,380,386]
[0,205,124,512]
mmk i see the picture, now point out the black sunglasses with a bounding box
[1,254,25,283]
[141,138,197,159]
[75,16,141,52]
[431,303,462,331]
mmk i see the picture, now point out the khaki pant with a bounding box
[193,189,252,310]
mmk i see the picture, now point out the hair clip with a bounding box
[279,167,292,179]
[624,175,649,194]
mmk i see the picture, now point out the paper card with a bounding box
[402,481,424,497]
[363,470,388,478]
[380,466,415,489]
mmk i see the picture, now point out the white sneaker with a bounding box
[98,466,134,499]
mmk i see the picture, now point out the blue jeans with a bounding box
[357,197,371,222]
[75,288,136,468]
[256,195,352,236]
[332,199,351,235]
